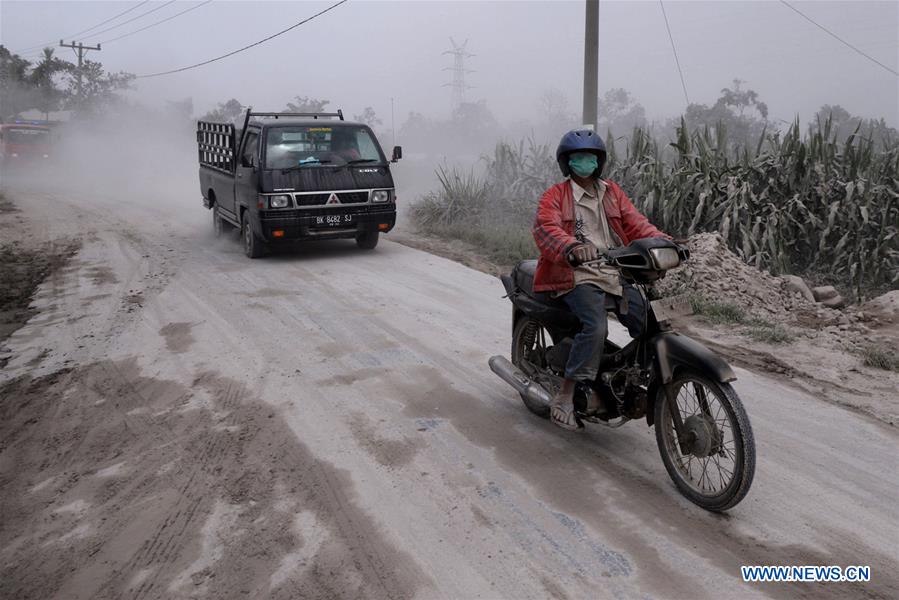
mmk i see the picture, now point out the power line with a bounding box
[77,0,179,41]
[779,0,898,77]
[136,0,349,79]
[659,0,690,105]
[101,1,213,45]
[15,1,150,53]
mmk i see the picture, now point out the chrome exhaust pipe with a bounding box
[488,355,553,408]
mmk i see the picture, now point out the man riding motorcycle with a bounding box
[532,129,669,431]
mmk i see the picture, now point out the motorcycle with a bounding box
[489,237,755,511]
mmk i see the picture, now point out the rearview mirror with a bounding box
[391,146,402,162]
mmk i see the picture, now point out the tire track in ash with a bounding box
[0,359,433,599]
[129,377,243,600]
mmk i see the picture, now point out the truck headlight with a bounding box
[371,190,390,203]
[269,195,290,209]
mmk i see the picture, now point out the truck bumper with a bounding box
[256,204,396,243]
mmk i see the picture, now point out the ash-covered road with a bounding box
[1,182,897,600]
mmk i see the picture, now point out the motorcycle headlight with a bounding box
[269,195,290,209]
[649,247,680,270]
[370,190,390,203]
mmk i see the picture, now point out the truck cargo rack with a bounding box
[197,108,346,174]
[247,110,344,121]
[197,120,236,174]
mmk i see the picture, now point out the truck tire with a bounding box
[355,230,379,250]
[212,205,224,238]
[242,212,265,259]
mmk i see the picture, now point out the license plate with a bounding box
[651,294,693,322]
[315,214,353,227]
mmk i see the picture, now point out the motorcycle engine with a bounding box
[601,366,649,419]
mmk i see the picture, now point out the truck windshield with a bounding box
[264,126,381,169]
[5,128,50,145]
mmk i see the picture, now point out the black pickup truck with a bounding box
[198,109,401,258]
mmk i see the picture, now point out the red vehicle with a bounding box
[0,122,52,164]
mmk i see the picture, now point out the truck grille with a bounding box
[295,191,368,206]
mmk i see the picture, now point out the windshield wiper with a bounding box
[330,159,380,170]
[280,160,331,173]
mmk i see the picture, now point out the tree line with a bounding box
[0,46,134,120]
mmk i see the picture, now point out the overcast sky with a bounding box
[3,0,897,128]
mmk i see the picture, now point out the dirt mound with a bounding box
[653,232,899,356]
[861,291,899,325]
[659,233,840,323]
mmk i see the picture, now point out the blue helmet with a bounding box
[556,129,607,177]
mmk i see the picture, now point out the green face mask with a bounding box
[568,152,598,178]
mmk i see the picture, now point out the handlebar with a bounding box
[576,243,690,269]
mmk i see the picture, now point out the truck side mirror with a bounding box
[391,146,402,162]
[240,155,254,168]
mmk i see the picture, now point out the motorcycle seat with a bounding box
[506,260,621,331]
[513,260,561,306]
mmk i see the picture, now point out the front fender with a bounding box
[650,332,736,384]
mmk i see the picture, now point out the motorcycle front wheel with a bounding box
[654,371,755,512]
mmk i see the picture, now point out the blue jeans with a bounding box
[561,283,646,382]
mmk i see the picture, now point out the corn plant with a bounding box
[411,119,898,297]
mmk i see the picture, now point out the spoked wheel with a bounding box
[654,371,755,511]
[511,316,555,418]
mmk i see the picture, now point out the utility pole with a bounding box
[59,40,101,105]
[442,38,474,113]
[582,0,599,129]
[390,96,396,147]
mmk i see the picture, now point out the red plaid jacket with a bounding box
[532,179,668,293]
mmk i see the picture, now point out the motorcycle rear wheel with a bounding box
[511,316,552,418]
[654,371,755,512]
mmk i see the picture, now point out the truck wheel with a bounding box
[355,230,379,250]
[212,205,224,238]
[242,212,265,259]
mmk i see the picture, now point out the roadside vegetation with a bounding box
[860,344,899,372]
[688,294,795,344]
[410,116,899,302]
